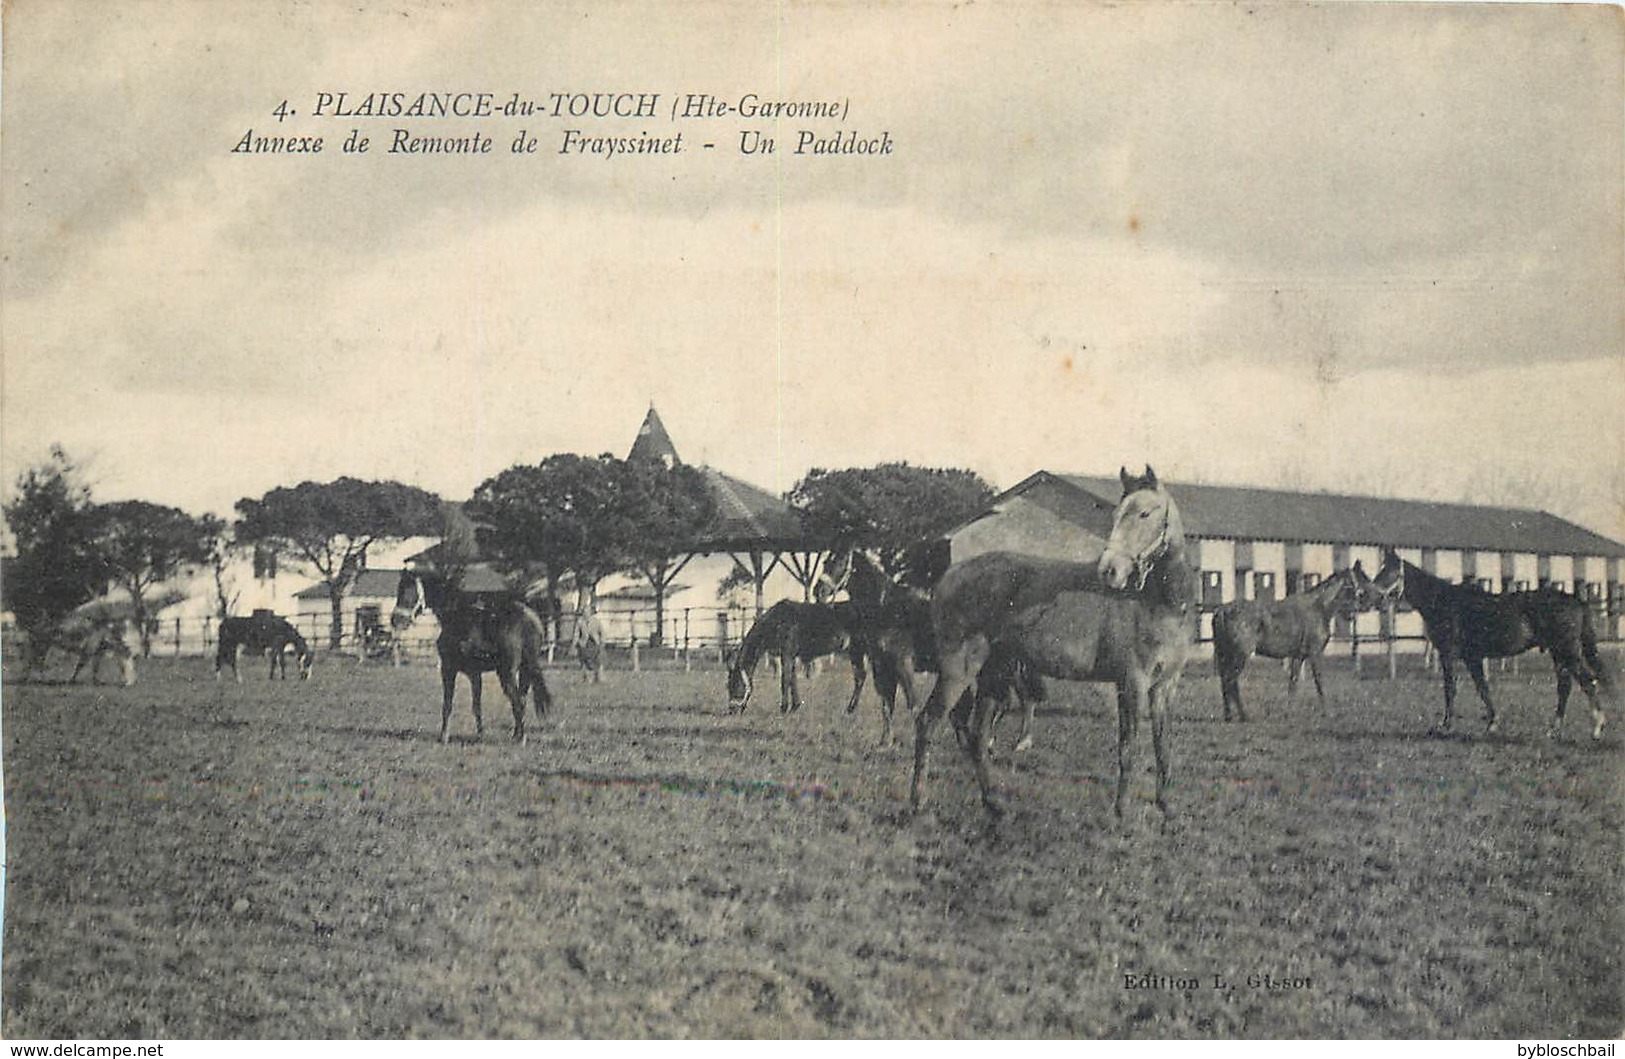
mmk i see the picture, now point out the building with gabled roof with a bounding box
[947,471,1625,642]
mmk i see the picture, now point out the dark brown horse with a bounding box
[825,543,1045,748]
[911,466,1199,823]
[1212,564,1371,721]
[215,613,313,682]
[1369,549,1614,738]
[392,569,554,744]
[726,600,866,714]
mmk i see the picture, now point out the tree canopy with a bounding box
[788,462,995,573]
[467,453,717,606]
[1,446,109,634]
[93,499,215,653]
[235,477,442,647]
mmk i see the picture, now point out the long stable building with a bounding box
[948,471,1625,643]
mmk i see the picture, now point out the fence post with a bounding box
[173,616,182,656]
[683,608,692,672]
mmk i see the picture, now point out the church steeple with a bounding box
[627,403,681,468]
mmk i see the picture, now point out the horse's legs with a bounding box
[468,673,486,738]
[1550,649,1606,740]
[1013,686,1036,753]
[1114,680,1145,824]
[1308,652,1326,702]
[1551,663,1573,738]
[232,644,244,684]
[117,649,135,687]
[1217,651,1247,722]
[1464,656,1497,734]
[911,639,987,811]
[964,683,1004,817]
[870,652,899,747]
[438,665,459,743]
[1286,658,1303,700]
[1437,651,1458,731]
[1149,676,1177,826]
[844,645,867,715]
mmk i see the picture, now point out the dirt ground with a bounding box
[3,650,1620,1038]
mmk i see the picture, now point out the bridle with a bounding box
[1370,561,1406,606]
[1113,493,1174,591]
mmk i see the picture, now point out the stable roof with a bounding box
[1030,473,1625,558]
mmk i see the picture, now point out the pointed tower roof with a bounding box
[628,404,681,466]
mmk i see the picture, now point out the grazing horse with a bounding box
[911,466,1199,823]
[1212,565,1372,721]
[726,600,867,714]
[214,613,313,682]
[21,615,137,686]
[1369,549,1614,739]
[392,569,554,744]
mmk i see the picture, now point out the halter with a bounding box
[821,548,854,600]
[1118,496,1174,591]
[1371,561,1406,606]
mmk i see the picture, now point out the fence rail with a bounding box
[4,599,1618,677]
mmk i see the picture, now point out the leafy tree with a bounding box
[469,454,628,612]
[92,500,215,656]
[199,515,242,621]
[469,454,716,642]
[1,447,108,656]
[788,462,996,575]
[234,478,442,650]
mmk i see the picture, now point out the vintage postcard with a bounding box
[2,0,1621,1044]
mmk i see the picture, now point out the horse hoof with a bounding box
[1013,735,1034,753]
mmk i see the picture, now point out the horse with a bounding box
[214,613,313,682]
[21,614,137,686]
[910,466,1199,824]
[1211,564,1372,721]
[1369,549,1614,739]
[392,569,554,744]
[569,609,606,683]
[824,542,1046,748]
[726,600,867,714]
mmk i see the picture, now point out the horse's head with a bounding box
[725,651,752,710]
[815,542,855,604]
[1099,465,1184,591]
[392,571,427,630]
[1346,561,1379,611]
[1367,549,1405,605]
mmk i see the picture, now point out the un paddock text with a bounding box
[230,89,892,162]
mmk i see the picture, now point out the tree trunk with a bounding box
[133,594,153,658]
[329,587,346,652]
[648,559,669,647]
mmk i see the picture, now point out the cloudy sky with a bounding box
[4,1,1621,537]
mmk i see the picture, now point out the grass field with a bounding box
[3,649,1621,1039]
